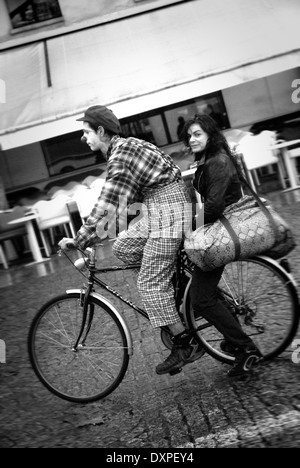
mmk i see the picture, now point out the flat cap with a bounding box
[77,105,120,134]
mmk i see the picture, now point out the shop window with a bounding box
[121,114,168,147]
[121,92,229,147]
[165,103,198,143]
[165,93,229,142]
[41,131,105,177]
[5,0,63,29]
[41,92,228,179]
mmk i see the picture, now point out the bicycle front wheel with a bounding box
[185,257,300,364]
[28,293,130,403]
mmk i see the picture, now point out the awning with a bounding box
[1,0,300,150]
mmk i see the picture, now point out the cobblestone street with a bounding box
[0,191,300,448]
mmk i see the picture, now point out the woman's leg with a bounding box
[190,265,254,348]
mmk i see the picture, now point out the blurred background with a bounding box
[1,1,300,450]
[0,0,300,267]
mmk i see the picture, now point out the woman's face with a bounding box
[187,123,209,154]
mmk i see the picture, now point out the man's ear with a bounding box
[97,126,105,137]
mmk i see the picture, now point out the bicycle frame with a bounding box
[72,242,192,308]
[65,260,146,356]
[84,263,149,320]
[63,246,299,357]
[62,245,194,345]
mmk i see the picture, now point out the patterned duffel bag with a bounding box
[184,195,296,271]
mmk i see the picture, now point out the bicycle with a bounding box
[28,243,300,403]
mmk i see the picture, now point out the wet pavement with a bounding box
[0,190,300,448]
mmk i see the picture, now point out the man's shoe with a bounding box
[220,340,240,356]
[228,346,263,377]
[156,332,205,376]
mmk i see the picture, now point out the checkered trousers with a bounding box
[113,181,192,328]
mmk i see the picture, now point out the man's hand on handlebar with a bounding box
[58,238,77,251]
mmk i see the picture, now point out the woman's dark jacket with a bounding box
[193,151,242,225]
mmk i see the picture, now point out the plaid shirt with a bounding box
[75,136,182,249]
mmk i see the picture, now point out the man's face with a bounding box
[82,122,105,153]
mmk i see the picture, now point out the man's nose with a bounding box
[81,135,87,143]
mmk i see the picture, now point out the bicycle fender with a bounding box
[66,289,134,356]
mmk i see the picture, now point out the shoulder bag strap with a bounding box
[238,174,281,243]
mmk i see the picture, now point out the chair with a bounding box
[223,129,253,150]
[236,131,285,191]
[0,206,28,269]
[71,187,100,222]
[64,181,81,191]
[31,196,76,257]
[81,175,98,188]
[289,147,300,184]
[47,185,61,198]
[50,184,86,199]
[0,244,8,269]
[89,178,106,191]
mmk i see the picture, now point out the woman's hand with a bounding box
[58,238,77,251]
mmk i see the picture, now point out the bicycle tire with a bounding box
[28,293,130,403]
[184,256,300,364]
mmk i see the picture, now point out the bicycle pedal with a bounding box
[169,368,182,376]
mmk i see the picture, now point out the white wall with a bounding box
[0,0,182,39]
[59,0,133,24]
[2,67,300,192]
[223,68,300,128]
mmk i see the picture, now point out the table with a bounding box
[270,139,300,190]
[8,213,50,265]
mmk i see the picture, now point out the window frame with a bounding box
[120,91,230,146]
[5,0,63,31]
[40,91,229,180]
[41,130,105,177]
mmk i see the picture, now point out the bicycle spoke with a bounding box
[185,257,299,363]
[29,294,130,402]
[36,331,72,348]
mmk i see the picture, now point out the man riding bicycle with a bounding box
[58,105,203,376]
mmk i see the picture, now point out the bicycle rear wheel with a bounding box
[28,293,130,403]
[185,257,300,364]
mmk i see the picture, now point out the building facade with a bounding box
[0,0,300,203]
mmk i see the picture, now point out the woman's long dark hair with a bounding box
[181,114,244,179]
